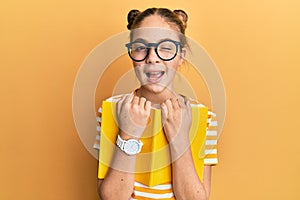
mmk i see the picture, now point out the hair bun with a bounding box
[127,9,140,30]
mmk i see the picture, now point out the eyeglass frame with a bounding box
[125,39,183,62]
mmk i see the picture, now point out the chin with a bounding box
[144,84,167,94]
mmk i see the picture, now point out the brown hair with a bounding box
[173,9,188,30]
[173,9,188,23]
[127,9,140,30]
[127,8,187,46]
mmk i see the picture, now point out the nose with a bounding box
[145,47,160,64]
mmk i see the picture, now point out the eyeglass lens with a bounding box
[129,40,178,61]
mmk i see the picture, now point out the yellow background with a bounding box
[1,0,300,199]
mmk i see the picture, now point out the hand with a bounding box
[117,94,151,139]
[161,97,192,142]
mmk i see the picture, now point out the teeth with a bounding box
[146,71,164,78]
[151,72,160,75]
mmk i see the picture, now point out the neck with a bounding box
[136,86,177,105]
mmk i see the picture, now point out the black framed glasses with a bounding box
[125,39,182,62]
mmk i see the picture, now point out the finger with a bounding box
[119,94,133,110]
[145,100,151,113]
[177,95,185,107]
[161,102,168,120]
[164,99,173,112]
[117,95,127,113]
[125,93,134,103]
[139,97,146,107]
[171,97,180,110]
[186,99,192,114]
[132,96,140,105]
[119,94,127,102]
[185,99,191,106]
[184,96,189,104]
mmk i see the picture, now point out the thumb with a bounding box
[161,102,168,123]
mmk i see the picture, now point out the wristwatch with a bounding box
[116,134,143,155]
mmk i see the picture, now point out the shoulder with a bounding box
[185,96,217,123]
[104,92,133,102]
[186,96,211,110]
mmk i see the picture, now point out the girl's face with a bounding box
[130,15,186,95]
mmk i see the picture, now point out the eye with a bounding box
[158,41,176,52]
[131,43,147,52]
[160,46,172,51]
[136,46,147,51]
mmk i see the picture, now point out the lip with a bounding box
[145,71,165,84]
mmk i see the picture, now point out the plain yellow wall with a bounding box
[1,0,300,200]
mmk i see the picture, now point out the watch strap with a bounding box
[116,134,143,155]
[116,134,125,150]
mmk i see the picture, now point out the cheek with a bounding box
[134,66,141,75]
[165,58,181,70]
[134,66,145,81]
[132,61,139,67]
[164,63,178,76]
[133,60,146,68]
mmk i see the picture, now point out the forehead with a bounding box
[131,28,180,42]
[131,15,181,42]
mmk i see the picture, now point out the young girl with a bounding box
[96,8,218,200]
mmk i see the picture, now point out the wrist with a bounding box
[168,133,190,161]
[116,133,143,156]
[165,130,189,143]
[119,130,141,140]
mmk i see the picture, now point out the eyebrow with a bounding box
[132,38,177,43]
[132,38,148,43]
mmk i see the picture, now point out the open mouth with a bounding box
[146,71,165,78]
[145,71,165,83]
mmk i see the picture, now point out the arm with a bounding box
[97,132,137,199]
[161,98,212,200]
[98,95,151,200]
[170,145,212,200]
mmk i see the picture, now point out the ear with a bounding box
[179,47,187,65]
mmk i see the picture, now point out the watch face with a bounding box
[124,140,140,155]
